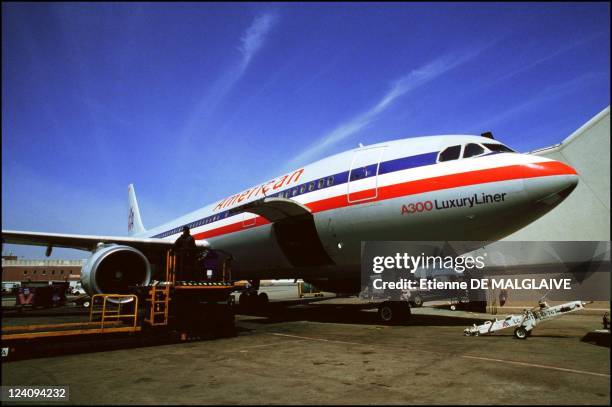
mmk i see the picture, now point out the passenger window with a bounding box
[326,176,334,187]
[438,145,461,162]
[308,182,315,192]
[317,179,325,189]
[463,143,485,158]
[299,185,306,194]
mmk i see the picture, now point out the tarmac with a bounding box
[1,286,610,405]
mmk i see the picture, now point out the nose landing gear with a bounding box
[378,301,411,324]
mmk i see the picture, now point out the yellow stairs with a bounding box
[145,251,175,326]
[145,284,170,326]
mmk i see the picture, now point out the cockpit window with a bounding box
[463,143,485,158]
[484,143,515,153]
[438,145,461,162]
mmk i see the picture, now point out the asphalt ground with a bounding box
[1,288,610,405]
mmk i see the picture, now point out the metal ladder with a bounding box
[144,251,176,326]
[145,284,170,326]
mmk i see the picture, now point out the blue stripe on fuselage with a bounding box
[379,152,439,175]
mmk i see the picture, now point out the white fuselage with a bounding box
[138,135,578,281]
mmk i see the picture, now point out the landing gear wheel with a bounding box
[514,327,528,339]
[378,302,394,324]
[378,301,411,324]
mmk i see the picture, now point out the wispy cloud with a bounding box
[181,13,278,141]
[238,13,278,74]
[287,48,485,168]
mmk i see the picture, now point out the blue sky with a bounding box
[2,2,610,259]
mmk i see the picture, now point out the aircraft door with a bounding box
[347,146,386,203]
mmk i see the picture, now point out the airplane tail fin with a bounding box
[127,184,146,236]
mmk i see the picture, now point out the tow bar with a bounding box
[464,300,590,339]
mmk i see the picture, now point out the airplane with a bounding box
[2,133,579,321]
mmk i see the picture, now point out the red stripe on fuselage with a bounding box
[193,161,575,240]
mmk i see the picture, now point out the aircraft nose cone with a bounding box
[523,160,578,206]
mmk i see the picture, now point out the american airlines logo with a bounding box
[214,168,304,211]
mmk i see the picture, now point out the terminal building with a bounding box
[2,257,83,286]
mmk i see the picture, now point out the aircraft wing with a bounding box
[2,230,211,252]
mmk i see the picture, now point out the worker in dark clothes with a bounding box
[173,226,196,281]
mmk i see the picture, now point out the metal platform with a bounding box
[2,294,140,341]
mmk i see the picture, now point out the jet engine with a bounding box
[81,244,151,297]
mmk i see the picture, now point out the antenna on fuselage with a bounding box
[358,142,364,148]
[480,132,494,139]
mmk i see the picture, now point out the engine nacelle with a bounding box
[81,244,151,297]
